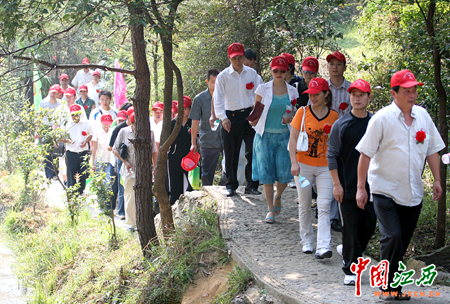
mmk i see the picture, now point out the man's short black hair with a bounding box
[207,69,220,81]
[99,89,112,99]
[392,86,400,93]
[244,48,257,61]
[120,102,133,111]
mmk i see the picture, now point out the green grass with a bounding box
[212,265,253,304]
[3,191,229,304]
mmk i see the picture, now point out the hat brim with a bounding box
[301,66,318,73]
[326,54,346,63]
[49,89,59,93]
[271,65,288,71]
[152,107,164,111]
[397,81,424,88]
[347,86,371,94]
[60,77,69,80]
[303,88,323,94]
[229,52,244,58]
[102,121,113,125]
[65,93,76,96]
[79,89,87,92]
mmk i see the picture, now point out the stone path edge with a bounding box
[206,186,323,304]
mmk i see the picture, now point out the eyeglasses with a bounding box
[298,175,310,188]
[302,70,316,75]
[71,114,80,117]
[272,69,286,74]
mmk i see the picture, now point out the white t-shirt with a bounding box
[89,107,118,130]
[92,126,113,163]
[86,81,106,107]
[150,116,163,143]
[72,69,93,95]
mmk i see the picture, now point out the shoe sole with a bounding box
[315,251,332,259]
[344,281,355,286]
[302,250,313,254]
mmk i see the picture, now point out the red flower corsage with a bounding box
[246,82,255,90]
[323,123,331,135]
[82,131,88,136]
[339,102,348,111]
[291,99,297,106]
[416,129,426,144]
[96,89,100,93]
[84,105,88,109]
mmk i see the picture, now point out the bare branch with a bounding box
[12,55,136,75]
[0,68,52,98]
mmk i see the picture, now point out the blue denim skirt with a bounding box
[252,131,292,184]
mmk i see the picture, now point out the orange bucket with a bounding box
[181,150,200,171]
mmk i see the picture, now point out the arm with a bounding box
[152,152,158,170]
[210,96,217,128]
[190,119,200,151]
[327,122,343,202]
[330,169,343,203]
[80,135,92,148]
[356,152,371,209]
[91,141,97,168]
[213,76,231,132]
[427,153,442,201]
[113,148,132,174]
[289,127,300,176]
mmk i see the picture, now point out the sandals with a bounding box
[274,195,282,215]
[265,210,276,224]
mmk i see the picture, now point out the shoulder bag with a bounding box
[296,107,309,152]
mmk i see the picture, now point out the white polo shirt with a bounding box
[356,102,444,206]
[64,120,93,153]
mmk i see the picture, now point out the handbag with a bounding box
[296,107,309,152]
[246,101,265,122]
[119,143,128,160]
[53,142,66,157]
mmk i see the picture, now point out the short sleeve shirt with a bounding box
[291,105,338,167]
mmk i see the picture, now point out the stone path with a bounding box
[205,185,450,304]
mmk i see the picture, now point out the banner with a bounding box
[33,66,42,110]
[114,60,129,109]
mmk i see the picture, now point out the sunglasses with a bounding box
[302,70,316,75]
[273,69,286,74]
[71,114,80,117]
[298,175,310,188]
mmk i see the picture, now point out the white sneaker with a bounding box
[344,274,356,285]
[288,181,296,188]
[315,248,332,259]
[337,244,343,257]
[302,244,313,254]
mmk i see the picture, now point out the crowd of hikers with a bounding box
[39,44,445,301]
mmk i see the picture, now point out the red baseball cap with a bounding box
[152,101,164,111]
[60,73,69,80]
[302,56,319,73]
[270,56,289,71]
[65,87,77,96]
[49,84,61,93]
[228,43,245,58]
[117,110,127,120]
[348,79,371,94]
[79,84,88,92]
[281,53,295,66]
[172,100,178,113]
[303,78,329,94]
[82,57,90,64]
[70,104,82,112]
[183,96,192,108]
[126,106,134,117]
[390,69,424,89]
[130,113,135,123]
[326,51,346,64]
[92,70,101,77]
[100,114,113,125]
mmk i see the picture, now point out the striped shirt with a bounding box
[328,78,352,118]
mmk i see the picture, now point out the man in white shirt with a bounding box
[150,101,164,151]
[213,42,263,197]
[89,90,118,130]
[87,70,105,107]
[61,104,93,196]
[356,70,444,300]
[72,57,93,95]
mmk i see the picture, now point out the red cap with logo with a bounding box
[130,113,135,123]
[183,96,192,108]
[117,110,127,120]
[65,87,77,96]
[70,104,82,113]
[281,53,295,66]
[228,43,245,58]
[270,56,289,71]
[326,51,346,64]
[60,73,69,80]
[172,100,178,113]
[79,84,88,92]
[302,56,319,73]
[152,101,164,111]
[303,78,330,94]
[348,79,371,94]
[92,70,101,77]
[100,114,113,125]
[49,84,61,93]
[82,57,90,64]
[390,69,424,89]
[126,106,134,117]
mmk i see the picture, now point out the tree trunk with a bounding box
[153,39,159,101]
[126,2,158,253]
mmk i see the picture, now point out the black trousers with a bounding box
[221,108,258,191]
[168,158,193,205]
[339,197,377,275]
[373,194,422,291]
[66,150,89,196]
[200,147,221,186]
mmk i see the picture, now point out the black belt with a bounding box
[226,107,252,113]
[67,150,89,155]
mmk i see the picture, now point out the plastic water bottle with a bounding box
[281,105,293,125]
[211,119,220,131]
[442,153,450,165]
